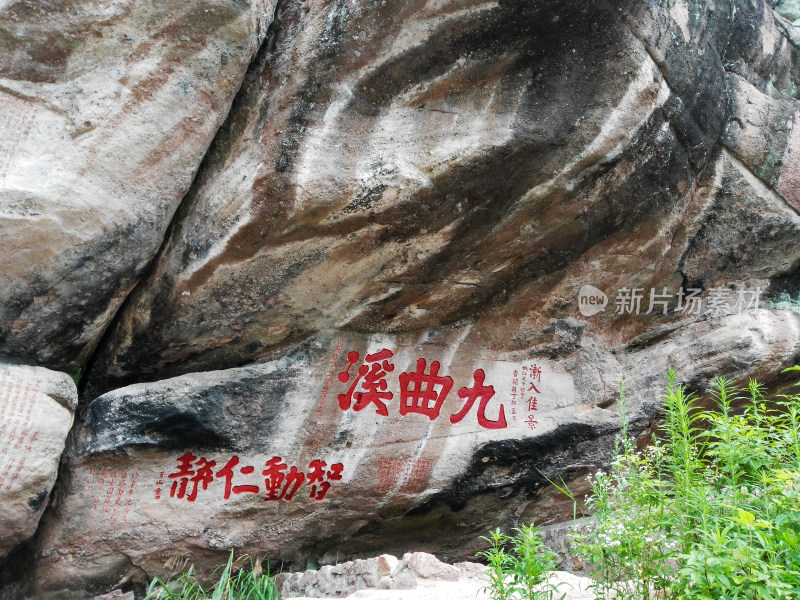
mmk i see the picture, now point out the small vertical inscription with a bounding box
[87,467,138,522]
[0,94,38,179]
[376,456,432,494]
[777,113,800,212]
[317,337,344,412]
[0,375,39,491]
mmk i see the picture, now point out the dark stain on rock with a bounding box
[0,221,149,376]
[83,0,795,392]
[273,0,350,174]
[82,358,301,455]
[292,420,622,566]
[679,152,800,288]
[343,184,388,214]
[26,490,47,512]
[408,421,617,516]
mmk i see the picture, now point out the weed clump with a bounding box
[144,552,279,600]
[477,367,800,600]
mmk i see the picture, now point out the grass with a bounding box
[478,367,800,600]
[143,552,279,600]
[477,525,565,600]
[565,368,800,599]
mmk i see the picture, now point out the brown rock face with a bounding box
[85,0,800,396]
[0,0,277,373]
[27,311,800,596]
[84,0,672,391]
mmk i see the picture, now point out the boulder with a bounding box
[0,0,278,374]
[84,0,800,402]
[0,363,76,558]
[30,330,614,596]
[28,309,800,595]
[3,0,800,597]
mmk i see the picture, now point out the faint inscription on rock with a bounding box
[777,113,800,212]
[84,467,139,523]
[376,457,432,494]
[0,377,40,491]
[0,94,38,179]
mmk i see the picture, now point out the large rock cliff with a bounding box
[1,0,799,597]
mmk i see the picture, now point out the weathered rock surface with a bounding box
[278,552,595,600]
[27,308,800,596]
[1,0,800,598]
[29,330,617,596]
[86,0,800,395]
[0,363,76,559]
[774,1,800,25]
[0,0,278,374]
[278,552,481,597]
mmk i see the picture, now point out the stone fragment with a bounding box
[278,552,595,600]
[405,552,461,581]
[376,555,398,577]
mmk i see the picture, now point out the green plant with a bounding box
[144,552,279,600]
[476,525,565,600]
[477,528,517,600]
[509,524,565,600]
[573,381,674,600]
[567,368,800,600]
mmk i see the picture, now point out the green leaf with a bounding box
[734,509,756,527]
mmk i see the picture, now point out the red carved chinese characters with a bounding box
[168,452,216,502]
[217,456,260,499]
[376,457,432,493]
[338,350,395,415]
[520,364,541,429]
[155,471,165,500]
[262,456,288,501]
[317,337,344,412]
[279,466,306,502]
[87,467,137,522]
[0,376,41,491]
[450,369,507,429]
[307,459,343,500]
[398,359,454,420]
[168,452,197,500]
[335,348,507,430]
[160,455,344,503]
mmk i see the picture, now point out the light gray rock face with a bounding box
[0,363,76,559]
[29,330,620,596]
[279,552,472,597]
[0,0,278,374]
